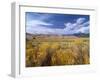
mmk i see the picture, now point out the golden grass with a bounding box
[26,36,89,67]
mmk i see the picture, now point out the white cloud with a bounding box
[27,20,53,27]
[76,18,86,24]
[26,17,89,35]
[82,21,89,27]
[64,18,89,34]
[26,25,64,35]
[64,23,74,30]
[76,27,89,33]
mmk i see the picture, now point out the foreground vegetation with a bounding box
[26,35,90,67]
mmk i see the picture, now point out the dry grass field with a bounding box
[26,35,89,67]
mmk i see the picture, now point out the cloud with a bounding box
[82,21,89,27]
[26,13,55,34]
[64,23,74,30]
[76,27,89,33]
[64,18,89,34]
[26,20,54,34]
[76,18,86,24]
[27,20,53,26]
[26,17,89,35]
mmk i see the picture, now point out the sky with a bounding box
[26,12,90,35]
